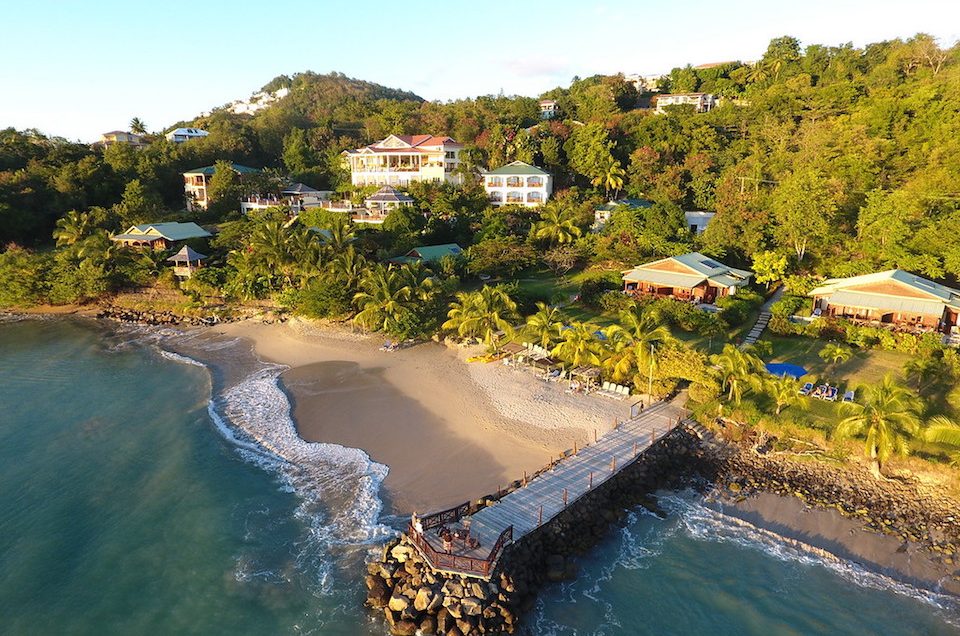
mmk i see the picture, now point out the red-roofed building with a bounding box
[342,134,464,187]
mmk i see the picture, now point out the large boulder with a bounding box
[367,577,391,609]
[391,544,415,563]
[388,593,409,612]
[390,619,418,636]
[414,586,434,612]
[461,597,483,616]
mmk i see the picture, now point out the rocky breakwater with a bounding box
[706,437,960,593]
[96,305,228,327]
[366,427,709,635]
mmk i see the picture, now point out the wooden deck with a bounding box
[412,400,686,577]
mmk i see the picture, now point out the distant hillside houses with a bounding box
[342,134,463,187]
[165,127,209,143]
[592,199,715,235]
[182,163,260,211]
[96,131,146,149]
[482,161,552,207]
[539,99,559,120]
[654,93,716,114]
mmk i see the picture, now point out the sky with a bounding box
[2,0,958,141]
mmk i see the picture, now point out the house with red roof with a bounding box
[342,134,463,187]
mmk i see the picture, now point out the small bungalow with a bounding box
[808,269,960,334]
[110,222,212,250]
[622,252,753,303]
[387,243,463,265]
[166,245,207,279]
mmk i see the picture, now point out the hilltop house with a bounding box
[654,93,716,114]
[539,99,559,120]
[482,161,553,207]
[342,134,463,187]
[387,243,463,265]
[97,131,146,149]
[183,163,261,211]
[110,222,211,250]
[622,252,753,303]
[808,270,960,334]
[165,127,209,143]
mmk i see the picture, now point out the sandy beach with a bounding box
[218,318,633,514]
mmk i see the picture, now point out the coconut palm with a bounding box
[353,264,414,334]
[924,416,960,466]
[904,356,947,392]
[591,158,626,200]
[523,302,566,349]
[443,285,518,346]
[328,246,368,289]
[322,216,355,255]
[834,375,921,478]
[129,117,147,135]
[53,210,94,247]
[399,261,436,302]
[602,307,672,383]
[551,322,604,368]
[765,375,807,415]
[818,342,852,376]
[532,206,582,246]
[710,344,763,406]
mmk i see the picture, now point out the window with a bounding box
[527,177,543,188]
[487,177,503,187]
[445,151,455,159]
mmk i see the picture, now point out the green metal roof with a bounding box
[622,252,752,288]
[394,243,463,263]
[483,161,550,176]
[826,290,947,316]
[595,198,655,212]
[809,269,960,310]
[182,163,261,176]
[622,269,705,288]
[122,222,212,241]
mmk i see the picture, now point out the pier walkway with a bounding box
[408,400,687,578]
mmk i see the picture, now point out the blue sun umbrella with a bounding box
[765,362,808,379]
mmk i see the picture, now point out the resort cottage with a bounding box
[342,134,463,187]
[165,127,209,143]
[182,163,261,211]
[388,243,463,265]
[96,131,146,149]
[482,161,553,208]
[808,269,960,334]
[110,222,212,250]
[539,99,559,119]
[622,252,753,303]
[654,93,716,114]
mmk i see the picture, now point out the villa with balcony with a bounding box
[182,163,261,211]
[482,161,553,208]
[342,134,463,187]
[622,252,753,304]
[654,93,716,114]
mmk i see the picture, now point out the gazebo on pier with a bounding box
[166,245,207,279]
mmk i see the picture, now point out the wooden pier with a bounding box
[408,400,687,578]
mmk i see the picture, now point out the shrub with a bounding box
[770,294,806,318]
[598,290,633,314]
[578,272,623,308]
[293,278,354,319]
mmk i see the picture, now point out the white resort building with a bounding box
[165,127,210,143]
[342,134,463,187]
[482,161,552,208]
[654,93,716,114]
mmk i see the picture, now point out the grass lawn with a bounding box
[765,334,911,389]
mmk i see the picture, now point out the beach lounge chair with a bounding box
[799,382,814,396]
[842,390,855,403]
[601,381,612,393]
[617,385,630,396]
[825,386,839,401]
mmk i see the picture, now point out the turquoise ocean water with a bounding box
[0,318,957,635]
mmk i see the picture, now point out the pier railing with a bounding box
[408,523,513,578]
[419,501,471,531]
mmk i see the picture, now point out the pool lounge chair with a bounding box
[824,386,839,401]
[842,390,855,403]
[799,382,814,396]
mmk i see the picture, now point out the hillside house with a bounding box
[183,163,261,211]
[110,222,211,250]
[654,93,716,114]
[342,135,463,187]
[482,162,552,207]
[622,252,753,303]
[165,127,209,143]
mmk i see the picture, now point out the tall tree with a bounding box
[770,168,839,262]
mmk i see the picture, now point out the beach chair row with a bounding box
[798,382,855,403]
[598,382,631,400]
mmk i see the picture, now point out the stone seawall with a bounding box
[365,427,708,635]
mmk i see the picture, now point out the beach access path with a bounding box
[465,400,686,559]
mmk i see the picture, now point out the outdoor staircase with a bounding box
[741,311,771,348]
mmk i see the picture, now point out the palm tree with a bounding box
[53,210,94,247]
[523,302,566,349]
[924,416,960,467]
[552,322,603,368]
[533,206,582,246]
[904,356,947,392]
[819,343,852,376]
[353,264,414,334]
[765,375,806,415]
[602,306,672,383]
[711,344,763,406]
[834,375,921,478]
[328,247,368,289]
[129,117,147,135]
[322,216,355,255]
[443,285,519,346]
[591,158,626,200]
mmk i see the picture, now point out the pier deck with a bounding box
[409,400,687,577]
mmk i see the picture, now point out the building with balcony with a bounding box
[342,134,463,187]
[622,252,753,304]
[110,222,212,250]
[482,161,552,208]
[183,163,261,211]
[539,99,559,119]
[96,130,146,149]
[654,93,716,114]
[165,127,209,143]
